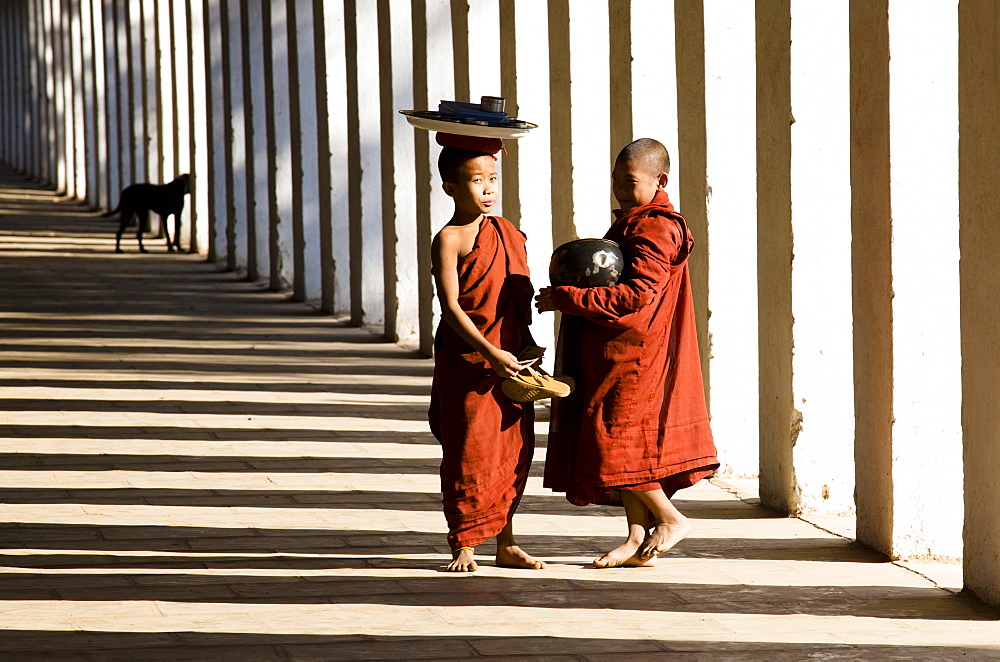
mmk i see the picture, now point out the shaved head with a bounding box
[615,138,670,177]
[438,147,492,183]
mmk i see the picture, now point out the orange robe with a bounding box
[544,191,718,506]
[428,215,536,549]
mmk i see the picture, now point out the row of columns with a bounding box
[2,0,1000,606]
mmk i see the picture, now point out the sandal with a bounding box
[503,364,574,402]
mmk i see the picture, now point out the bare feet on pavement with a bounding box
[637,518,692,559]
[593,538,658,568]
[446,548,478,572]
[497,544,546,569]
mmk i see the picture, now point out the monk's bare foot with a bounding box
[593,539,658,568]
[496,544,546,569]
[637,518,692,559]
[446,548,478,572]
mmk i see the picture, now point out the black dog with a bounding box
[106,174,191,253]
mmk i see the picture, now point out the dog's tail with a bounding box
[101,202,120,218]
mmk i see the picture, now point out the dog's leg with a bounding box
[136,210,149,253]
[172,211,182,252]
[115,207,131,253]
[162,212,175,252]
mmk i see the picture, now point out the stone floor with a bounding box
[0,168,998,660]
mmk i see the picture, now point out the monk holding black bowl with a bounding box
[535,138,719,568]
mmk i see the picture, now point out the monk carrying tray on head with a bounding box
[428,134,545,573]
[536,138,719,568]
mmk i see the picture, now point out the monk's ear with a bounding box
[656,172,669,190]
[442,181,455,197]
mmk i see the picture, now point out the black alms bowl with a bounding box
[549,238,624,287]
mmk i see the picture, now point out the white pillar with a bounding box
[884,0,963,559]
[171,0,192,248]
[157,0,175,181]
[630,0,681,207]
[141,0,160,184]
[115,0,134,188]
[245,0,271,279]
[269,0,295,289]
[101,0,121,207]
[704,0,759,478]
[188,0,210,254]
[43,0,59,186]
[502,0,554,368]
[128,0,146,188]
[354,0,383,325]
[206,0,228,263]
[787,0,854,513]
[294,0,323,302]
[321,0,350,314]
[381,0,418,344]
[77,0,96,204]
[566,1,610,240]
[83,0,106,207]
[224,0,248,271]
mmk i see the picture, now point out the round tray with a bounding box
[399,110,538,139]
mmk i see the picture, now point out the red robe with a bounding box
[429,215,536,549]
[545,191,718,506]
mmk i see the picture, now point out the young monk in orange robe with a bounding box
[428,139,545,572]
[536,138,719,568]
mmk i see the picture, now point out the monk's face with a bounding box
[612,158,663,212]
[444,155,498,218]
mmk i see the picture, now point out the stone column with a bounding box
[114,0,134,189]
[849,0,893,556]
[222,0,248,272]
[188,0,211,254]
[43,0,61,188]
[128,0,146,193]
[141,0,160,185]
[676,0,709,447]
[351,0,384,326]
[0,3,13,167]
[83,0,105,208]
[756,0,792,503]
[959,0,1000,607]
[318,0,350,314]
[101,0,122,207]
[705,0,759,479]
[377,0,418,344]
[756,1,855,514]
[343,0,363,324]
[411,0,454,354]
[292,0,323,303]
[157,0,175,182]
[267,0,296,290]
[236,1,257,275]
[245,0,271,279]
[69,0,86,198]
[205,0,228,263]
[170,0,192,249]
[78,0,98,206]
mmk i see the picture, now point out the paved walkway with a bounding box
[0,168,997,660]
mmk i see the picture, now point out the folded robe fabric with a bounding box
[545,191,719,506]
[428,215,536,549]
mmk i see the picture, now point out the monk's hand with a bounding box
[535,287,556,313]
[487,349,524,378]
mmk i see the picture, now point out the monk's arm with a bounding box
[431,231,524,377]
[549,221,679,328]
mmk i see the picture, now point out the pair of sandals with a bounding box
[502,347,574,403]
